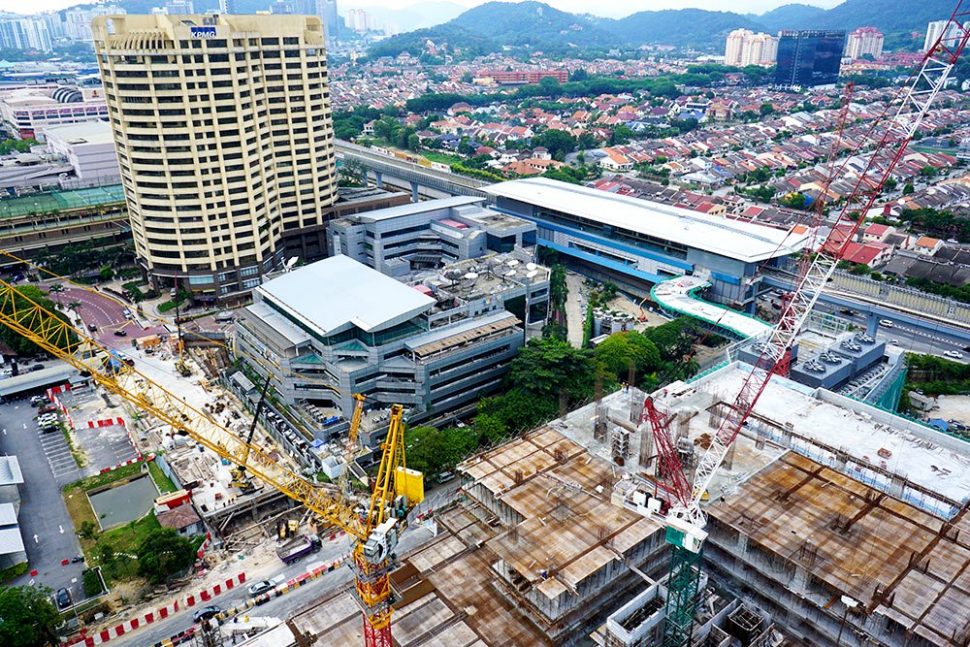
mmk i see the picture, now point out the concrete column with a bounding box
[866,311,879,337]
[375,171,383,188]
[410,181,419,202]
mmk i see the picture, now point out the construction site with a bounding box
[284,360,969,647]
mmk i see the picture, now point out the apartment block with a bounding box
[724,29,778,67]
[844,26,884,60]
[92,14,338,302]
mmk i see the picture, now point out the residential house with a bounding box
[914,235,944,256]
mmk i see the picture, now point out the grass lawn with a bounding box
[148,460,177,494]
[421,151,464,166]
[62,462,168,585]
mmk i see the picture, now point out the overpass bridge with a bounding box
[335,140,489,200]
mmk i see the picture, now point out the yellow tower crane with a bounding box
[337,393,367,495]
[0,280,422,647]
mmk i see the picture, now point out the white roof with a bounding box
[0,456,23,486]
[355,195,484,223]
[652,276,772,339]
[0,527,24,556]
[257,255,435,336]
[485,178,809,263]
[42,121,114,146]
[0,502,16,526]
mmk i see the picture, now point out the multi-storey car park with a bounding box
[484,178,809,337]
[92,14,338,302]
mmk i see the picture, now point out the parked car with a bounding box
[55,587,72,609]
[113,329,127,337]
[193,605,221,623]
[943,350,963,359]
[247,580,274,597]
[29,364,44,372]
[87,323,98,332]
[30,395,46,406]
[879,319,894,328]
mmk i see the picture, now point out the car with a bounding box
[39,403,57,414]
[247,580,274,597]
[840,308,857,316]
[890,339,899,345]
[113,329,127,337]
[879,319,894,328]
[29,364,44,372]
[30,395,46,406]
[943,350,963,359]
[193,605,221,623]
[55,587,72,609]
[87,323,98,332]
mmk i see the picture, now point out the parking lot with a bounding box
[60,388,138,474]
[0,399,86,604]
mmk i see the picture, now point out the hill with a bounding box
[812,0,957,32]
[609,9,766,49]
[756,4,827,31]
[447,1,622,49]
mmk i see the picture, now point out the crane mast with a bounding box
[0,280,421,647]
[647,6,970,646]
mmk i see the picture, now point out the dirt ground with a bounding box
[934,395,970,424]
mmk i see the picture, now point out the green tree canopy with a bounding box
[404,424,478,478]
[532,129,577,160]
[0,585,60,647]
[594,331,661,384]
[507,337,596,405]
[0,285,76,356]
[136,528,196,585]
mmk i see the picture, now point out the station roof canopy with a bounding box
[0,184,125,220]
[0,364,77,398]
[485,178,809,263]
[257,255,435,337]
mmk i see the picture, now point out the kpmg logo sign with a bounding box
[191,26,217,39]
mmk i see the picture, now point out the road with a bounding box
[50,285,168,350]
[0,400,86,604]
[812,301,969,362]
[107,523,438,647]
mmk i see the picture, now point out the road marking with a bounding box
[33,534,39,544]
[59,526,64,534]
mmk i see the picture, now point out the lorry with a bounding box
[276,533,321,565]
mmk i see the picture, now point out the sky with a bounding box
[0,0,845,17]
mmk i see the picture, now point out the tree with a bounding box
[0,585,60,647]
[884,177,898,191]
[577,132,598,150]
[507,337,596,406]
[594,331,661,384]
[474,413,507,446]
[902,182,915,195]
[0,285,76,356]
[569,68,589,82]
[780,192,809,210]
[538,76,561,94]
[136,527,196,584]
[759,102,775,116]
[533,129,577,160]
[609,124,636,146]
[404,424,477,478]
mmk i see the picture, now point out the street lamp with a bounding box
[837,595,859,645]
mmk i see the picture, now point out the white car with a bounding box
[879,319,894,328]
[943,350,963,359]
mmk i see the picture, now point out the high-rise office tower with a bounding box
[92,14,337,302]
[774,30,846,88]
[844,27,884,59]
[218,0,236,14]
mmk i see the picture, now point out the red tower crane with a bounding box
[643,5,970,645]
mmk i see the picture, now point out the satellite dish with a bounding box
[526,263,537,271]
[507,259,519,267]
[505,270,516,277]
[526,270,539,279]
[285,257,299,271]
[464,272,478,280]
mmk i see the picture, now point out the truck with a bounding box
[276,533,321,565]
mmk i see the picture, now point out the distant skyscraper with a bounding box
[0,17,53,52]
[92,14,337,301]
[845,27,884,59]
[165,0,194,14]
[924,19,962,52]
[319,0,338,46]
[774,30,846,88]
[218,0,237,13]
[724,29,777,67]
